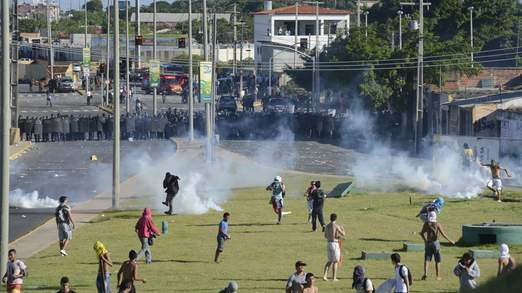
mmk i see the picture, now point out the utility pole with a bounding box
[12,0,19,128]
[294,1,298,68]
[135,0,141,69]
[232,3,237,76]
[84,0,90,93]
[203,0,211,162]
[315,2,320,110]
[188,0,194,141]
[106,1,110,106]
[239,22,244,98]
[357,0,361,27]
[364,10,369,38]
[113,0,121,209]
[401,0,431,154]
[47,0,54,79]
[125,0,130,113]
[203,0,209,60]
[397,10,403,49]
[152,0,157,116]
[469,6,474,68]
[211,13,217,140]
[0,0,10,279]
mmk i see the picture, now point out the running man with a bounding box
[2,249,27,293]
[117,250,146,293]
[481,160,512,202]
[266,176,286,224]
[214,212,231,263]
[323,213,345,281]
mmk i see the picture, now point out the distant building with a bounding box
[254,1,351,71]
[17,1,60,22]
[130,13,231,27]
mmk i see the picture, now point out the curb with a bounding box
[9,141,32,161]
[97,105,113,114]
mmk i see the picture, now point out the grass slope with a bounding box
[24,174,522,292]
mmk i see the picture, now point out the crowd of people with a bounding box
[1,175,518,292]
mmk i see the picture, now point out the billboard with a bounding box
[199,61,212,103]
[149,59,161,88]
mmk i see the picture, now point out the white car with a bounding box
[72,64,81,72]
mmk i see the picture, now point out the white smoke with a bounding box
[9,189,58,208]
[346,107,489,198]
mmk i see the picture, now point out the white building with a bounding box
[254,1,351,71]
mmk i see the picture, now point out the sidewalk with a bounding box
[9,141,32,161]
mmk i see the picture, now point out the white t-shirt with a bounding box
[287,272,306,293]
[6,259,27,285]
[355,278,374,293]
[394,265,409,293]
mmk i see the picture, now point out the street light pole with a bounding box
[152,0,157,116]
[125,0,130,113]
[47,0,54,79]
[202,0,211,162]
[397,10,403,49]
[113,0,121,209]
[357,0,361,27]
[294,1,298,68]
[188,0,194,141]
[469,6,474,68]
[106,1,110,106]
[364,11,369,38]
[0,0,10,279]
[268,57,272,96]
[85,0,89,92]
[135,0,141,69]
[233,3,237,76]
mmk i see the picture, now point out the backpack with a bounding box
[364,278,375,293]
[399,265,413,286]
[55,205,70,224]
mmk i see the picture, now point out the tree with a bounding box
[86,0,103,12]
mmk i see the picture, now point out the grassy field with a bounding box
[24,174,522,292]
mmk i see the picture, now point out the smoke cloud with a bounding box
[10,189,58,208]
[344,105,490,198]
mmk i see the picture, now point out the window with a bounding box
[305,24,314,35]
[300,38,308,50]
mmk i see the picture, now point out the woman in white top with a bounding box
[352,265,374,293]
[498,243,517,276]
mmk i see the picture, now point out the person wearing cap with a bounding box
[286,261,307,293]
[419,211,455,281]
[218,281,238,293]
[266,176,286,224]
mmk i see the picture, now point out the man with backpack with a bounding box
[311,181,326,232]
[55,196,75,256]
[162,172,180,215]
[391,253,411,293]
[419,211,455,280]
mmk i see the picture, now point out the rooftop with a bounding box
[254,4,351,16]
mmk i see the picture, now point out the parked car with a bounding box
[72,64,81,72]
[266,98,293,113]
[217,95,237,113]
[57,77,75,92]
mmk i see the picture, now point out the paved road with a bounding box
[17,83,205,118]
[220,140,362,176]
[9,140,176,241]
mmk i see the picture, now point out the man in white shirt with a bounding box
[2,249,27,293]
[286,261,307,293]
[391,253,410,293]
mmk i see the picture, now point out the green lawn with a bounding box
[24,174,522,292]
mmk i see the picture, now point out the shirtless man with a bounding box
[482,160,511,202]
[323,213,345,281]
[94,241,113,293]
[117,250,146,293]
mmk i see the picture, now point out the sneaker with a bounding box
[421,275,427,281]
[60,250,68,256]
[497,199,502,203]
[322,276,328,281]
[164,211,172,215]
[322,226,325,232]
[162,201,168,206]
